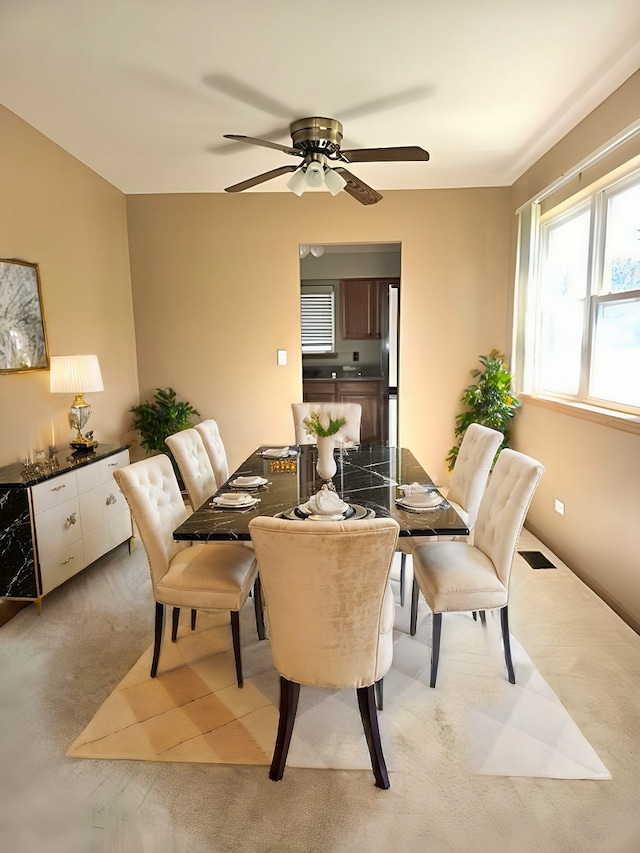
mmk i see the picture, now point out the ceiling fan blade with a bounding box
[224,165,298,193]
[340,146,430,163]
[333,168,383,206]
[223,134,301,157]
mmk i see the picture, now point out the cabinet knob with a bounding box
[61,555,76,565]
[66,512,77,526]
[105,494,117,506]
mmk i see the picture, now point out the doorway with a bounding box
[299,242,401,445]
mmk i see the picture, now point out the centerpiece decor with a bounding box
[303,411,347,484]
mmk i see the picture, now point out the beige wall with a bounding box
[510,70,640,631]
[126,188,512,483]
[0,106,139,464]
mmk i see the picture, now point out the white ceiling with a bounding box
[1,1,639,197]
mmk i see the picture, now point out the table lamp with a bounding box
[50,354,104,451]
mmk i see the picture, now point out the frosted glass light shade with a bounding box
[50,354,104,393]
[287,168,308,197]
[324,168,347,196]
[305,161,324,188]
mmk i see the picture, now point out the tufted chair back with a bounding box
[249,516,399,688]
[473,448,545,589]
[447,423,504,529]
[194,419,229,489]
[165,428,217,511]
[113,454,190,589]
[291,402,362,446]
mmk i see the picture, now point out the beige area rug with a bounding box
[68,597,611,780]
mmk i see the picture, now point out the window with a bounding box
[300,286,335,354]
[519,168,640,414]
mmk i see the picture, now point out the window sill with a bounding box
[519,394,640,436]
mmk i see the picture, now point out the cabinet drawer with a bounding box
[32,471,78,515]
[35,497,82,562]
[76,462,101,494]
[83,523,112,566]
[99,450,130,483]
[108,511,132,550]
[40,540,86,595]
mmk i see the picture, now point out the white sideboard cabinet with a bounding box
[0,445,132,608]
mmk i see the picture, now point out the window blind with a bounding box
[301,289,335,353]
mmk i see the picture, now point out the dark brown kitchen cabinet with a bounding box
[340,278,382,339]
[303,380,388,444]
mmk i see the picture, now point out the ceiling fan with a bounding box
[223,116,429,205]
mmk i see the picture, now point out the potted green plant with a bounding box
[130,387,200,486]
[446,350,520,471]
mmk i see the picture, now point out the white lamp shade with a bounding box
[309,246,325,257]
[287,168,308,197]
[305,161,324,188]
[50,355,104,394]
[325,167,347,196]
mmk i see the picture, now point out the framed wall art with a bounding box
[0,259,49,373]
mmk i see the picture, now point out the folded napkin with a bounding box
[262,447,290,458]
[304,486,348,516]
[233,476,264,486]
[399,491,443,509]
[215,492,253,504]
[399,482,432,494]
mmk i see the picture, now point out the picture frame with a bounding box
[0,258,49,373]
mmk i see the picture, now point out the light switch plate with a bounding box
[277,349,287,366]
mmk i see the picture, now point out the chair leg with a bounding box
[500,605,516,684]
[171,606,180,641]
[472,611,477,621]
[151,601,164,678]
[410,576,419,636]
[374,677,384,711]
[230,610,243,687]
[430,612,442,688]
[479,610,486,624]
[399,552,406,606]
[270,677,301,782]
[191,609,197,631]
[253,575,266,640]
[356,685,390,789]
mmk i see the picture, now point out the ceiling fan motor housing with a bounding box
[290,117,344,158]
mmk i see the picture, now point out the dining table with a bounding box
[173,444,469,543]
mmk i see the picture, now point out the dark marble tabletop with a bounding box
[173,444,469,542]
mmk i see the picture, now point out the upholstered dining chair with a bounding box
[291,402,362,446]
[114,454,264,685]
[194,418,230,490]
[397,423,503,606]
[248,515,400,789]
[409,448,544,688]
[165,428,217,512]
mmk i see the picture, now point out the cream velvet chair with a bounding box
[194,419,229,489]
[410,448,544,687]
[114,454,263,684]
[291,402,362,445]
[399,423,503,606]
[249,516,399,789]
[165,428,217,512]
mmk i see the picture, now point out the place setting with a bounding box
[395,482,447,513]
[258,446,299,459]
[209,491,261,512]
[228,475,269,490]
[279,484,374,522]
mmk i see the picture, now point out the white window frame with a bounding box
[516,163,640,417]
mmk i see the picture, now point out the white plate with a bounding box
[396,492,443,510]
[231,476,268,488]
[260,448,291,458]
[212,493,258,508]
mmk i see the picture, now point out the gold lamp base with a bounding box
[69,393,98,451]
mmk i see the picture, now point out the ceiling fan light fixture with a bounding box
[299,244,310,259]
[305,160,325,188]
[324,167,347,196]
[309,245,324,257]
[286,167,308,196]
